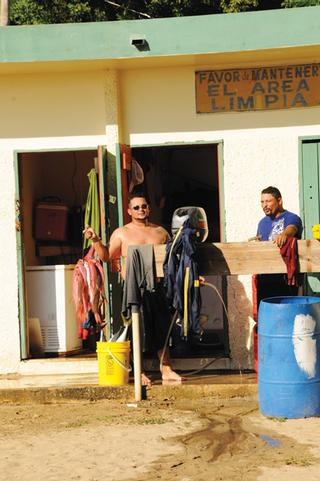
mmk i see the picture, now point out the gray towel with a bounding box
[122,244,156,319]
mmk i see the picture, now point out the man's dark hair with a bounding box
[128,190,150,206]
[261,186,282,199]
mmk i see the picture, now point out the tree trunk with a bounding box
[0,0,9,26]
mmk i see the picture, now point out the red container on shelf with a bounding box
[35,202,69,241]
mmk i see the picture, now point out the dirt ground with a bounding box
[0,397,320,481]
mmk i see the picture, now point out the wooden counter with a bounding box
[154,240,320,277]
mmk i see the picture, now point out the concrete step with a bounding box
[0,372,257,404]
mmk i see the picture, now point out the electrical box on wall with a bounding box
[35,202,69,241]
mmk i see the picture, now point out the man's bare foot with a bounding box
[161,365,183,382]
[141,372,152,386]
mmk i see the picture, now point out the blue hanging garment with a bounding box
[163,220,201,339]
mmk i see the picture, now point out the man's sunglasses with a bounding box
[132,204,148,210]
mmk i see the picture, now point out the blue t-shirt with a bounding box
[257,210,303,241]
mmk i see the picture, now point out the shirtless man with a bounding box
[84,193,182,385]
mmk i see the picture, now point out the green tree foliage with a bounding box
[9,0,110,24]
[281,0,320,6]
[220,0,258,13]
[144,1,221,17]
[220,0,299,12]
[9,0,222,24]
[7,0,320,25]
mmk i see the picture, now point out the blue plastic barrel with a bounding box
[258,296,320,418]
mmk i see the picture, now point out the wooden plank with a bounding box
[154,240,320,277]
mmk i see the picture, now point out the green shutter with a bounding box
[301,140,320,295]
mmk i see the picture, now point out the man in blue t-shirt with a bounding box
[256,186,303,303]
[257,186,302,245]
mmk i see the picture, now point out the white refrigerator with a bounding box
[26,265,82,354]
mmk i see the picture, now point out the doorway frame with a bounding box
[13,146,114,360]
[130,139,229,357]
[130,140,226,240]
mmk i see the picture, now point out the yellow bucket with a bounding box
[312,224,320,239]
[96,341,131,386]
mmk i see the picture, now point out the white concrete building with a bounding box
[1,6,320,375]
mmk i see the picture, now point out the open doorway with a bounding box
[131,143,228,358]
[18,150,96,359]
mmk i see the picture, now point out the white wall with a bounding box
[0,149,21,372]
[121,65,320,368]
[0,69,117,374]
[2,62,320,372]
[121,66,320,239]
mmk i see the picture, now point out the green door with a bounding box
[99,144,124,337]
[14,153,28,359]
[301,140,320,295]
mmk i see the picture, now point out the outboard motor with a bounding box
[171,206,208,242]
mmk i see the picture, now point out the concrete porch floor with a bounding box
[16,352,236,376]
[0,370,256,389]
[0,354,257,403]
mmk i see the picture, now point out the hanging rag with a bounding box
[83,168,100,251]
[73,245,107,339]
[163,220,201,339]
[122,244,156,318]
[280,237,299,287]
[122,245,170,352]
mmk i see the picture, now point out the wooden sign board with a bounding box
[195,63,320,113]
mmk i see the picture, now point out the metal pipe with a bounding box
[131,306,142,401]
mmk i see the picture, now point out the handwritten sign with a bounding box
[195,63,320,113]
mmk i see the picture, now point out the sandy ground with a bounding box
[0,397,319,481]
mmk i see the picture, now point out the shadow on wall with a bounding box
[227,276,255,370]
